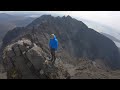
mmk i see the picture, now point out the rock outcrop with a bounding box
[2,38,70,79]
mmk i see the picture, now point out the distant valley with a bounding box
[0,13,36,47]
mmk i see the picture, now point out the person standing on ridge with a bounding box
[49,34,58,64]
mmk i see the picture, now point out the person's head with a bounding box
[50,34,55,39]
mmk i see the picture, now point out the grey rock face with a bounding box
[3,38,70,79]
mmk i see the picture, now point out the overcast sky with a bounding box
[0,11,120,31]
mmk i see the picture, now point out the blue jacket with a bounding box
[49,35,58,50]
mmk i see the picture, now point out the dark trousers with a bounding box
[50,48,56,63]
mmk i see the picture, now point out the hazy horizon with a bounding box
[0,11,120,31]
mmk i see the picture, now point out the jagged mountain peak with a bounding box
[26,15,87,28]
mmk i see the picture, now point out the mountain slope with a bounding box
[80,18,120,48]
[0,13,17,23]
[81,18,120,41]
[0,13,35,48]
[101,32,120,43]
[101,32,120,48]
